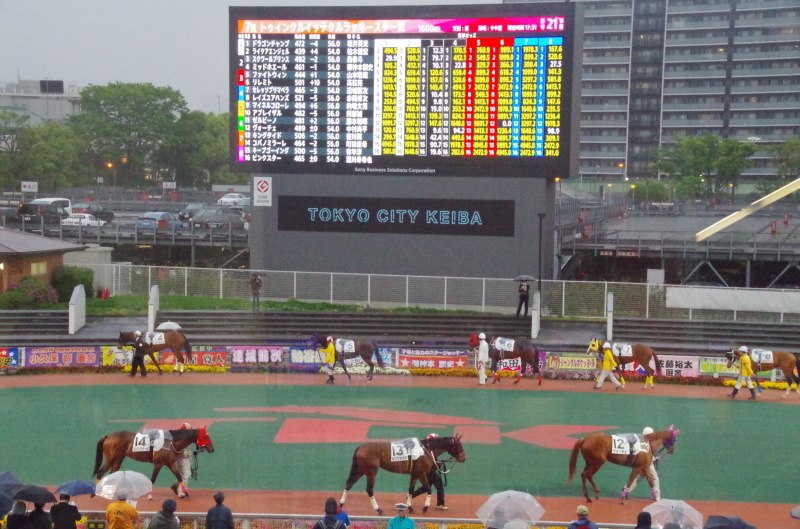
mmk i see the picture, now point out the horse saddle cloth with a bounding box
[390,438,424,462]
[133,429,171,452]
[334,339,355,354]
[610,434,647,461]
[751,348,773,364]
[144,332,166,346]
[612,343,633,357]
[494,338,515,352]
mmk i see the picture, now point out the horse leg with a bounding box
[166,462,187,498]
[366,359,375,381]
[409,472,432,514]
[581,462,603,502]
[339,355,351,381]
[148,351,163,375]
[491,358,500,384]
[363,470,382,515]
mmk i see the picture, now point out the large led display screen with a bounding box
[230,3,580,178]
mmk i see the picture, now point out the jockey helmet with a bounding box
[326,336,333,343]
[642,427,654,435]
[427,433,439,439]
[181,422,191,429]
[602,342,611,349]
[134,330,142,337]
[739,346,748,353]
[478,333,486,340]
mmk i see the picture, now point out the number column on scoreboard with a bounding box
[325,34,344,163]
[545,38,563,156]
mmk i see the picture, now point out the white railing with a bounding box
[79,263,800,324]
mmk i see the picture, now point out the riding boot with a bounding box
[327,375,335,384]
[748,388,757,400]
[727,388,739,399]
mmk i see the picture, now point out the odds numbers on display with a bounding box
[229,4,578,178]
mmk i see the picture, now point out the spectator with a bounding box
[335,505,351,528]
[634,511,651,529]
[206,491,235,529]
[50,495,81,529]
[28,503,52,529]
[105,492,138,529]
[8,501,33,529]
[250,273,262,310]
[311,498,345,529]
[148,499,179,529]
[567,505,598,529]
[387,503,414,529]
[516,282,529,318]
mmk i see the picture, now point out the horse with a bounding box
[488,337,542,385]
[727,348,800,399]
[568,426,680,504]
[339,434,465,515]
[309,333,385,381]
[93,427,215,498]
[587,339,661,389]
[118,330,191,375]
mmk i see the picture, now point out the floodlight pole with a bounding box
[537,213,546,292]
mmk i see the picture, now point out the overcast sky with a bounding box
[0,0,498,114]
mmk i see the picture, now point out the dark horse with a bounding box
[309,333,385,381]
[488,337,542,385]
[93,427,214,498]
[340,435,465,515]
[587,339,661,389]
[118,330,191,375]
[727,348,800,399]
[568,426,680,504]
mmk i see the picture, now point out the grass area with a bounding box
[54,295,484,317]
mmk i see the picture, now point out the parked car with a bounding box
[61,213,107,227]
[192,208,246,230]
[230,198,251,221]
[178,202,207,222]
[136,212,183,234]
[26,197,73,215]
[17,202,69,224]
[72,203,115,223]
[216,193,248,206]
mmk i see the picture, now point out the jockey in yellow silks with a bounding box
[318,336,337,385]
[728,346,757,400]
[594,342,624,390]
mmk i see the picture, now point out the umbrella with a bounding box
[12,485,57,504]
[513,275,536,282]
[156,321,182,331]
[703,515,757,529]
[0,491,13,515]
[476,490,545,529]
[54,480,97,497]
[0,471,21,488]
[95,470,152,500]
[644,499,703,529]
[791,505,800,520]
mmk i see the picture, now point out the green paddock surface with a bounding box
[0,376,793,506]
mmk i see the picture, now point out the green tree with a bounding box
[655,133,755,199]
[769,137,800,183]
[14,122,85,191]
[68,82,187,187]
[0,110,31,188]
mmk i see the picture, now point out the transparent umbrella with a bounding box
[95,471,152,500]
[644,499,703,529]
[476,490,545,529]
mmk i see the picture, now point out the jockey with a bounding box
[728,346,757,400]
[172,422,193,497]
[318,336,337,385]
[625,427,660,501]
[594,342,623,390]
[476,333,489,385]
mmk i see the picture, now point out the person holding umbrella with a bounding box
[516,281,530,318]
[50,495,81,529]
[106,492,138,529]
[28,503,51,529]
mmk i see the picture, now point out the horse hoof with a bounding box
[422,506,428,514]
[376,509,383,516]
[408,507,415,514]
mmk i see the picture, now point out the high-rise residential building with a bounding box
[0,80,82,125]
[512,0,800,180]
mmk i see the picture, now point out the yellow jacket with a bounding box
[739,353,755,377]
[319,342,336,364]
[601,349,617,370]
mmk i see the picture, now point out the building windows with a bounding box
[31,262,47,275]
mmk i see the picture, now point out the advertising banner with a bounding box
[230,346,284,365]
[0,348,21,370]
[288,346,392,366]
[396,348,469,370]
[161,345,227,367]
[546,352,597,372]
[699,356,773,378]
[657,356,700,378]
[25,346,102,367]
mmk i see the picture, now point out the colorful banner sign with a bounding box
[546,352,597,371]
[25,346,102,367]
[288,346,393,366]
[396,348,468,370]
[656,356,699,378]
[0,347,20,369]
[230,346,284,365]
[161,346,227,367]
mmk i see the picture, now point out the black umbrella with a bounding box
[12,485,57,504]
[0,471,21,489]
[0,491,13,515]
[703,515,757,529]
[514,274,536,282]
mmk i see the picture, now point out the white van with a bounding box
[28,197,72,215]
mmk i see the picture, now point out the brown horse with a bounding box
[488,337,542,385]
[727,348,800,399]
[339,434,465,515]
[93,427,215,498]
[309,333,385,381]
[568,426,680,504]
[118,331,191,374]
[587,339,661,389]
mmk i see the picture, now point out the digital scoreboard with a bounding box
[229,3,580,178]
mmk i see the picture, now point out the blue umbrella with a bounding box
[54,480,96,497]
[0,491,13,515]
[0,471,21,490]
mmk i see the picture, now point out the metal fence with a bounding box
[79,263,800,324]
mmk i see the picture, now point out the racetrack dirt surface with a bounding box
[4,373,798,528]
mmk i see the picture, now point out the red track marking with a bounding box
[273,418,449,443]
[454,425,502,444]
[502,425,618,449]
[214,405,500,425]
[107,417,277,429]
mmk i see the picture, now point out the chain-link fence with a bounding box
[77,263,800,323]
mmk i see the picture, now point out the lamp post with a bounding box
[537,213,546,292]
[106,162,117,187]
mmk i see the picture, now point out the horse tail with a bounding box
[651,348,662,375]
[567,438,583,484]
[93,436,108,478]
[181,332,192,355]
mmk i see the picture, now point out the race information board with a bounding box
[230,4,580,177]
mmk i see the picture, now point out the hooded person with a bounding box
[311,498,345,529]
[148,499,179,529]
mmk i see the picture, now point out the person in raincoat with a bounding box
[594,342,623,390]
[728,346,757,400]
[318,336,337,384]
